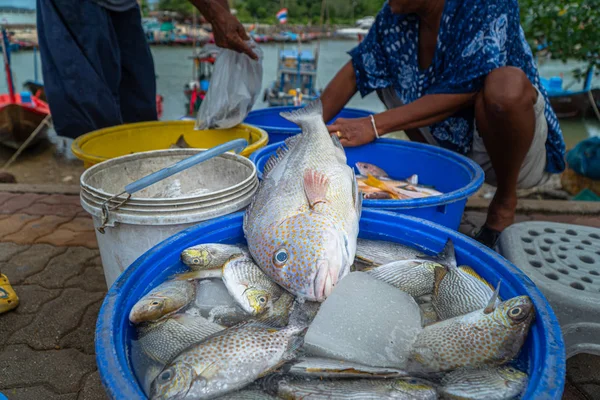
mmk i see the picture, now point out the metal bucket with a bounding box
[79,149,257,287]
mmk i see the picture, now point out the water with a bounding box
[1,40,597,149]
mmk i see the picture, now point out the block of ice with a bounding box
[303,272,422,369]
[194,279,239,317]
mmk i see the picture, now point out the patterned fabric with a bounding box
[349,0,566,173]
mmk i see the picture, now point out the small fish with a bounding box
[354,239,427,269]
[0,273,19,314]
[440,366,528,400]
[363,174,401,199]
[283,357,409,379]
[244,101,361,302]
[432,262,498,320]
[208,305,252,327]
[265,376,438,400]
[409,295,535,373]
[364,191,393,199]
[129,279,195,324]
[181,243,249,270]
[150,322,306,400]
[364,240,455,297]
[355,162,389,178]
[136,313,225,364]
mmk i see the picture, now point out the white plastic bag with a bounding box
[195,41,264,130]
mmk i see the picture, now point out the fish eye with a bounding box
[259,296,267,304]
[193,259,200,264]
[273,249,289,266]
[151,301,160,306]
[509,307,523,317]
[158,369,173,383]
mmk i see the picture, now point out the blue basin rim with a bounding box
[249,138,485,208]
[95,210,565,400]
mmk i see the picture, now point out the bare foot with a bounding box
[485,194,518,232]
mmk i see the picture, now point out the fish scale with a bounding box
[365,260,441,297]
[243,100,361,301]
[151,323,305,399]
[440,366,528,400]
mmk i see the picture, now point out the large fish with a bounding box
[409,294,535,373]
[150,322,306,399]
[243,100,362,302]
[263,376,438,400]
[439,366,528,400]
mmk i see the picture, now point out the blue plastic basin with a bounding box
[244,106,374,144]
[250,139,484,230]
[96,210,565,400]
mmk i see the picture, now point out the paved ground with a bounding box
[0,190,599,399]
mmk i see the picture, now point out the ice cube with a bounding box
[194,279,238,317]
[303,272,422,369]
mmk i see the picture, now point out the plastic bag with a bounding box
[195,42,263,130]
[567,136,600,180]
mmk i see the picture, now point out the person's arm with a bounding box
[188,0,258,60]
[321,61,358,122]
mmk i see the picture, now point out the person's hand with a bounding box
[327,117,377,147]
[211,6,258,60]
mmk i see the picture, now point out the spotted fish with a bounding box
[180,243,248,270]
[409,294,534,373]
[129,279,196,324]
[150,322,306,399]
[432,261,498,320]
[263,376,438,400]
[243,100,361,302]
[440,366,528,400]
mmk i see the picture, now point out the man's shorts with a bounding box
[377,87,551,190]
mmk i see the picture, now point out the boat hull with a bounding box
[548,89,600,119]
[0,103,49,149]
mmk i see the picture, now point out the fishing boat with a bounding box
[263,48,322,107]
[0,28,50,150]
[183,48,218,116]
[540,67,600,120]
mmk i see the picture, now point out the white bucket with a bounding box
[80,149,257,288]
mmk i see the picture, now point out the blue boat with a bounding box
[263,48,322,107]
[540,67,600,119]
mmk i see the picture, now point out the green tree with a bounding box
[519,0,600,78]
[158,0,194,16]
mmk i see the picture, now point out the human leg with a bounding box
[110,5,158,123]
[36,0,123,139]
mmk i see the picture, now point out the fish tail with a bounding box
[279,100,323,128]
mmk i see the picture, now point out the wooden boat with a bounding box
[0,28,50,150]
[263,48,322,107]
[541,67,600,119]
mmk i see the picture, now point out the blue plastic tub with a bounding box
[96,210,565,400]
[244,106,374,144]
[250,139,484,230]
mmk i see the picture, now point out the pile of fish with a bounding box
[128,101,534,399]
[355,162,443,200]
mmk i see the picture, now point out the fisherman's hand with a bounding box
[211,6,258,60]
[327,117,376,147]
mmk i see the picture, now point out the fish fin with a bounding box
[484,281,502,314]
[418,238,457,269]
[407,174,419,185]
[303,169,329,208]
[279,99,323,127]
[351,169,363,216]
[174,269,222,280]
[364,174,400,199]
[432,266,448,296]
[459,266,494,289]
[330,131,344,151]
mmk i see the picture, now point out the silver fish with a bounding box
[181,243,248,270]
[150,322,306,399]
[365,260,442,297]
[354,239,427,270]
[129,279,196,324]
[440,366,528,400]
[244,100,361,302]
[265,376,438,400]
[284,357,409,379]
[355,162,389,178]
[218,389,279,399]
[208,304,252,327]
[136,312,225,364]
[432,263,498,320]
[409,295,534,373]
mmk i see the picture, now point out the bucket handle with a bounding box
[97,138,248,234]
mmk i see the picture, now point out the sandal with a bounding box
[473,225,502,250]
[0,273,19,314]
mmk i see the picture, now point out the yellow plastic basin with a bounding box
[71,120,269,168]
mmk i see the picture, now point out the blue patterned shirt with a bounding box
[349,0,566,173]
